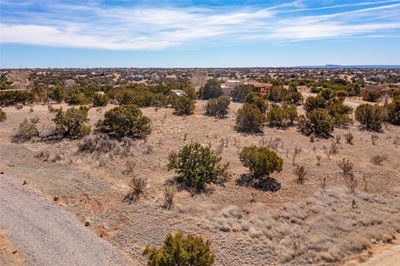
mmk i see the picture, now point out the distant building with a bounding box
[170,89,188,97]
[245,81,273,95]
[221,80,244,96]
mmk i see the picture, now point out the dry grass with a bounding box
[0,100,399,265]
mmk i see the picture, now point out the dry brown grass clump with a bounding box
[370,154,388,165]
[123,176,147,203]
[13,118,40,143]
[294,165,306,184]
[162,186,176,210]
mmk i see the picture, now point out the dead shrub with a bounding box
[78,134,117,154]
[335,134,341,144]
[123,176,147,203]
[337,159,357,194]
[35,150,50,161]
[337,158,353,176]
[316,155,322,166]
[124,160,136,175]
[292,146,302,165]
[344,132,354,144]
[13,118,40,143]
[294,165,306,185]
[330,141,338,155]
[163,186,176,210]
[370,154,388,165]
[371,134,379,145]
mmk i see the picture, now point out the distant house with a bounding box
[170,89,188,97]
[221,80,244,96]
[245,81,273,95]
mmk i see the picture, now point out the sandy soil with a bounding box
[0,230,24,266]
[0,99,399,265]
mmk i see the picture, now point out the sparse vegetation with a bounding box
[13,118,40,143]
[144,232,215,266]
[167,143,229,191]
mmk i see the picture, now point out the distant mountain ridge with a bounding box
[295,64,400,69]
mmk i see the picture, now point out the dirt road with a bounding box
[360,245,400,266]
[0,174,135,266]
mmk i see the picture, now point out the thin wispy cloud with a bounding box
[0,0,399,50]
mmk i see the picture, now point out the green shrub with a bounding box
[326,98,353,127]
[0,91,35,106]
[144,232,215,266]
[362,90,382,102]
[205,96,230,118]
[200,79,223,100]
[0,74,12,90]
[267,86,287,103]
[320,88,335,100]
[386,99,400,125]
[355,104,384,131]
[266,104,297,128]
[298,109,334,138]
[239,146,283,178]
[65,89,89,105]
[244,92,268,113]
[231,84,255,102]
[304,95,326,112]
[92,93,109,107]
[53,106,91,138]
[167,143,229,191]
[173,96,195,116]
[284,91,303,105]
[235,103,265,133]
[0,108,6,122]
[48,86,65,103]
[96,105,151,139]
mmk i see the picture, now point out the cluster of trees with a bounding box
[355,99,400,131]
[298,95,353,138]
[266,104,297,128]
[0,91,35,106]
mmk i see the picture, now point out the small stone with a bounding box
[84,221,90,227]
[53,196,59,202]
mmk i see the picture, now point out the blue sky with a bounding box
[1,0,400,67]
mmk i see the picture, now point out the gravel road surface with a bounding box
[0,175,135,266]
